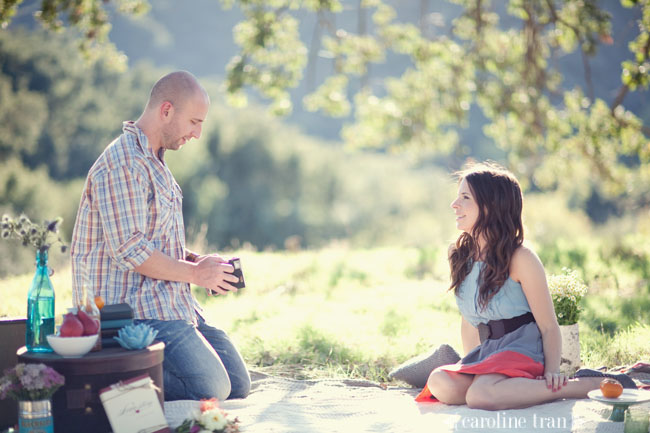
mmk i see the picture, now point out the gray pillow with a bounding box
[388,344,461,388]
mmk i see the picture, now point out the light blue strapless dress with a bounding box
[416,261,546,401]
[415,262,544,401]
[455,261,544,367]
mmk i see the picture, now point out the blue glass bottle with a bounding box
[26,250,55,352]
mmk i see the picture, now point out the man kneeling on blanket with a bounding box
[71,71,250,401]
[416,163,636,409]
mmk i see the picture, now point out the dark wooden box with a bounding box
[0,317,26,430]
[18,341,164,433]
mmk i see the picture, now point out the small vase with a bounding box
[18,399,54,433]
[559,323,580,374]
[26,250,55,353]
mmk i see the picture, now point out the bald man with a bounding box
[71,71,251,401]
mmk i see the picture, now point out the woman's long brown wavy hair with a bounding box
[449,163,524,310]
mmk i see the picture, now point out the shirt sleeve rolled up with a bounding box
[93,165,156,270]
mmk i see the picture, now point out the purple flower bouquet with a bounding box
[0,363,64,401]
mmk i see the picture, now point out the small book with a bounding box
[101,337,120,348]
[99,374,169,433]
[101,318,133,329]
[100,303,134,321]
[101,327,119,336]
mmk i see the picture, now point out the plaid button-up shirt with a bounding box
[71,121,200,323]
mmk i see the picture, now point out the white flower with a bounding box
[548,269,587,300]
[547,268,588,325]
[199,408,228,431]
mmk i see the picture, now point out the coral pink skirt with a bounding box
[416,322,545,402]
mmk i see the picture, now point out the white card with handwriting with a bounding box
[99,374,169,433]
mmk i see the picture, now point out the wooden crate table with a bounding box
[17,341,164,433]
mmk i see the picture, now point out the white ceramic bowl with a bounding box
[46,334,98,357]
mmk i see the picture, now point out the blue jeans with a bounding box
[136,314,251,401]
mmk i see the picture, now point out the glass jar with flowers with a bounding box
[1,213,67,353]
[548,267,588,374]
[0,362,65,433]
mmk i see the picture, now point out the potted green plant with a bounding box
[548,267,588,374]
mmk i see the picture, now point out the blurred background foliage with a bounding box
[220,0,650,208]
[0,1,649,375]
[0,0,649,286]
[0,29,457,276]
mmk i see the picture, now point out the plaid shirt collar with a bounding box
[123,121,168,163]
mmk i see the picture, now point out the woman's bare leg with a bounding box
[426,367,475,405]
[465,374,604,410]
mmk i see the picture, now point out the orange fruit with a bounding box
[600,378,623,398]
[94,295,105,310]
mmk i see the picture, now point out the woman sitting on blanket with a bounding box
[416,162,636,409]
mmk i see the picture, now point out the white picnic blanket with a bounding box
[164,373,649,433]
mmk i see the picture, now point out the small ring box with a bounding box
[227,258,245,289]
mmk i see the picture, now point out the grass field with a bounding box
[2,243,649,383]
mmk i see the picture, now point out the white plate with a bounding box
[588,389,650,405]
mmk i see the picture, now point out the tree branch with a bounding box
[523,3,546,136]
[612,112,650,137]
[358,0,369,89]
[611,30,650,113]
[581,49,594,101]
[545,0,580,34]
[475,0,483,36]
[545,0,595,102]
[419,0,428,36]
[610,84,629,113]
[357,0,366,36]
[306,10,324,92]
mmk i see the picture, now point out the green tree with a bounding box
[1,29,454,257]
[0,29,161,275]
[167,104,454,250]
[0,0,148,69]
[3,0,648,203]
[0,29,156,179]
[222,0,650,198]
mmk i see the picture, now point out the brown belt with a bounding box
[477,312,535,343]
